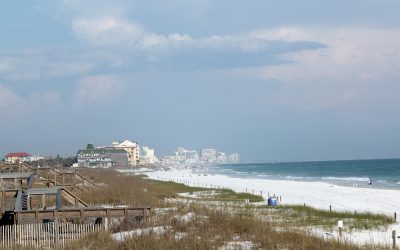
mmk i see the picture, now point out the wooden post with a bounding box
[1,190,4,214]
[73,172,76,189]
[105,209,110,231]
[35,211,40,224]
[338,220,343,237]
[330,205,332,212]
[392,230,396,249]
[55,220,59,246]
[395,212,397,222]
[42,194,46,209]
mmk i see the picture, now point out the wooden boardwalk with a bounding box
[0,162,152,247]
[14,206,151,224]
[0,163,98,191]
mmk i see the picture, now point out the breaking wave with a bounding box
[322,177,370,182]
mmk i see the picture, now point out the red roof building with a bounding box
[5,152,31,158]
[4,152,32,163]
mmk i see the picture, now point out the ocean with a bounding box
[208,159,400,190]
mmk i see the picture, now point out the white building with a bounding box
[228,153,240,163]
[4,152,32,163]
[201,149,217,163]
[159,156,177,165]
[140,146,158,165]
[217,152,227,163]
[175,147,199,163]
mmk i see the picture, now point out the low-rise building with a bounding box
[112,140,139,166]
[228,153,240,163]
[140,146,158,165]
[4,152,32,163]
[158,156,177,165]
[77,144,129,168]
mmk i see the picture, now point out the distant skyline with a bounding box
[1,1,400,161]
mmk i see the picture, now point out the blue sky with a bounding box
[1,0,400,161]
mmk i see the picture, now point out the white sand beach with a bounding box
[137,167,400,247]
[143,168,400,216]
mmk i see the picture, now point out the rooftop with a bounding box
[77,148,127,155]
[5,152,31,158]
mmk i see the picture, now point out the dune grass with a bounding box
[66,168,396,249]
[201,189,264,202]
[275,204,393,221]
[270,204,394,230]
[64,207,362,250]
[145,179,210,194]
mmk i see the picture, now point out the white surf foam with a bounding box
[321,176,370,182]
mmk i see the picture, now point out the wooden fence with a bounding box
[0,222,105,249]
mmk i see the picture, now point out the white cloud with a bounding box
[242,27,400,114]
[0,50,94,80]
[251,27,400,83]
[70,16,196,49]
[73,74,123,106]
[0,84,61,125]
[0,84,20,108]
[72,17,144,46]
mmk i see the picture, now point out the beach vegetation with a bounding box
[68,168,395,249]
[200,189,264,202]
[270,205,394,230]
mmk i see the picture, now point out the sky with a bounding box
[1,0,400,161]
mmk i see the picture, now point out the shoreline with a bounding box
[207,171,400,191]
[131,167,400,216]
[118,167,400,247]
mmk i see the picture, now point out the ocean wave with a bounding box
[397,181,400,185]
[285,176,305,180]
[322,177,370,182]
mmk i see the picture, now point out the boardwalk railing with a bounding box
[0,222,105,248]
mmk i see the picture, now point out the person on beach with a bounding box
[368,177,372,186]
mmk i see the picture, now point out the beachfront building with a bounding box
[139,146,158,165]
[77,144,129,168]
[175,147,199,164]
[112,140,139,166]
[228,153,240,163]
[4,152,32,163]
[158,156,177,165]
[201,149,217,163]
[217,152,227,163]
